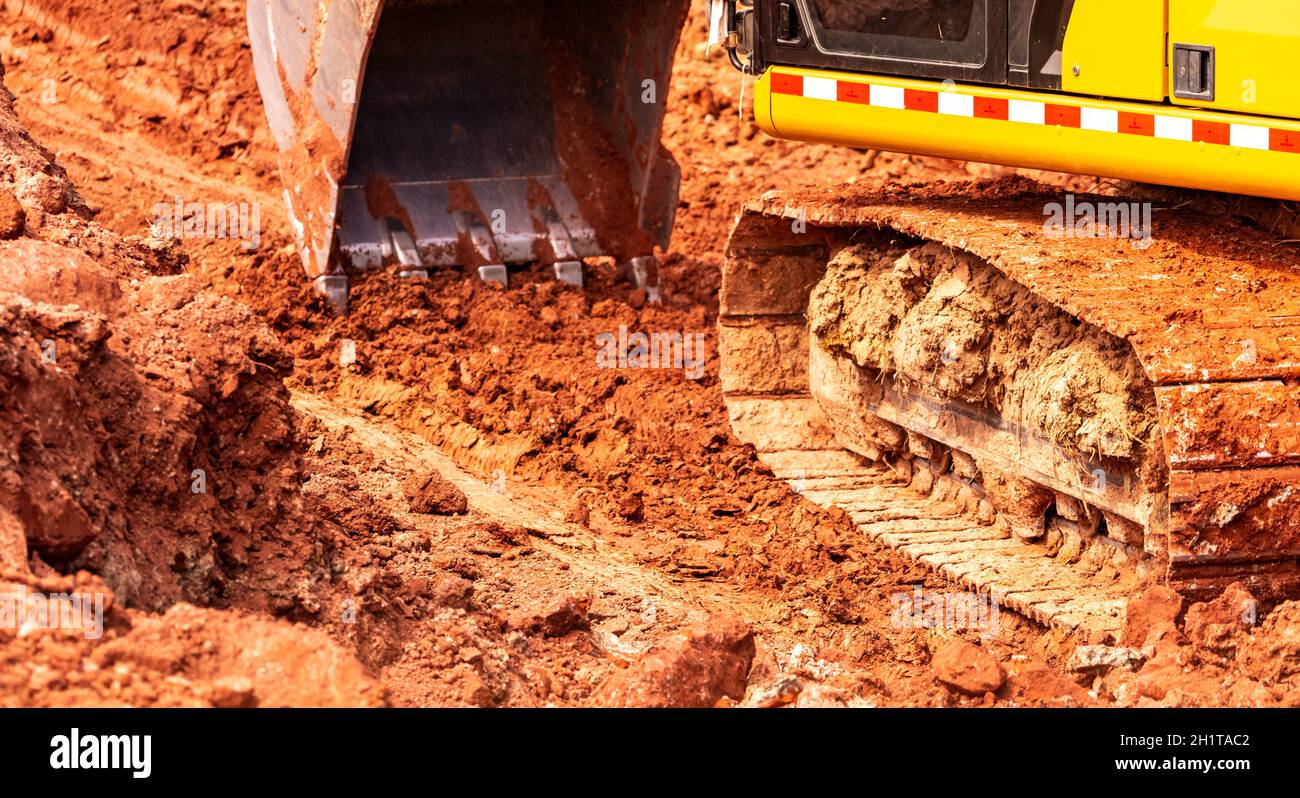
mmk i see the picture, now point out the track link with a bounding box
[765,449,1130,640]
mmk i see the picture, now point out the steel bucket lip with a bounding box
[249,0,688,287]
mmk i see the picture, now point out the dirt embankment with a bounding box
[0,58,383,705]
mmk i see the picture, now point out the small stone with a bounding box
[393,532,429,552]
[459,668,494,707]
[489,522,531,547]
[509,593,591,638]
[564,499,590,528]
[1123,585,1183,646]
[1068,644,1151,674]
[0,188,25,239]
[591,613,756,707]
[404,471,468,515]
[16,172,67,215]
[206,677,257,709]
[931,639,1006,695]
[745,675,803,708]
[428,574,474,609]
[616,491,644,523]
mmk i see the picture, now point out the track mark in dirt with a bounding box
[292,390,769,625]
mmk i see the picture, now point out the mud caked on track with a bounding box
[1,0,1300,708]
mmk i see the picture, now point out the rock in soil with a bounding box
[16,171,66,214]
[930,639,1006,695]
[1002,662,1090,707]
[1068,645,1151,674]
[404,471,468,515]
[564,499,591,528]
[509,593,592,638]
[616,491,645,522]
[591,613,756,707]
[1183,582,1258,666]
[0,187,23,239]
[1123,584,1183,647]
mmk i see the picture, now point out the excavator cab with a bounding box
[729,1,1098,89]
[248,0,689,310]
[720,0,1300,200]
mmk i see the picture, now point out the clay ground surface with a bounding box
[0,0,1299,707]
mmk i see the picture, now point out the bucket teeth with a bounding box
[453,210,503,266]
[537,205,579,262]
[453,211,507,286]
[553,261,584,288]
[312,274,350,315]
[380,218,428,279]
[477,265,509,287]
[248,0,688,297]
[625,255,661,303]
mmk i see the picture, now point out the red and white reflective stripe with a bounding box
[770,74,1300,154]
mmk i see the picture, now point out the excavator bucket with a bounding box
[247,0,689,310]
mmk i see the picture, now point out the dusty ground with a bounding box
[0,0,1298,707]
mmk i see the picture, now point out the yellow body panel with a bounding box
[1061,0,1166,102]
[1170,0,1300,118]
[758,67,1300,202]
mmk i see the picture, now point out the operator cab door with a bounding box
[755,1,1076,90]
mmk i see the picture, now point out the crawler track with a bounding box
[761,450,1131,641]
[721,180,1300,631]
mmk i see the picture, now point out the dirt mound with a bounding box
[0,0,274,172]
[1107,583,1300,706]
[1,601,381,707]
[0,59,86,216]
[0,55,322,610]
[0,247,327,613]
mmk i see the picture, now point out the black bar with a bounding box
[2,708,1287,786]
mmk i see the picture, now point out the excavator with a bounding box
[248,0,1300,642]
